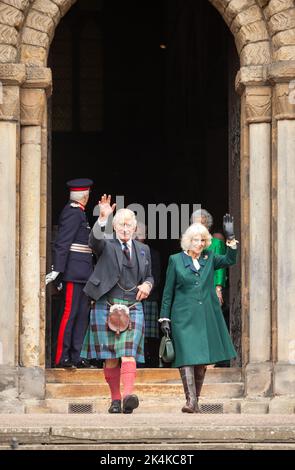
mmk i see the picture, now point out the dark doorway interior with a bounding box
[47,0,240,367]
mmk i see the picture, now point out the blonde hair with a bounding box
[181,223,212,251]
[113,208,137,228]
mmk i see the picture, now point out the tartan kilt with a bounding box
[80,299,145,363]
[142,300,159,338]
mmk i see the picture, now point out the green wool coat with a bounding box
[160,247,237,367]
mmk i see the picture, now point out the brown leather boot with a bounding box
[194,365,207,413]
[179,366,197,413]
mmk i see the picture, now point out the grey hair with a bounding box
[135,221,147,238]
[70,190,89,202]
[113,208,137,228]
[190,208,213,229]
[181,223,212,251]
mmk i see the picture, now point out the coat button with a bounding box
[199,301,202,304]
[195,282,199,285]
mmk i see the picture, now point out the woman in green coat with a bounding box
[191,208,226,304]
[159,216,238,413]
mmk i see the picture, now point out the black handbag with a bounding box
[159,333,175,367]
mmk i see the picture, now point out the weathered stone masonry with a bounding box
[0,0,295,412]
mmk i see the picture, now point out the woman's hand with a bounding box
[136,282,152,301]
[160,320,171,336]
[98,194,116,222]
[223,213,235,240]
[216,286,223,305]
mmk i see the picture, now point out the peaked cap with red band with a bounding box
[66,178,94,191]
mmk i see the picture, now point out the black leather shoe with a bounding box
[88,359,102,368]
[56,359,75,369]
[122,394,139,414]
[108,400,122,414]
[75,359,91,368]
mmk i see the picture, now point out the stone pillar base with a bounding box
[0,399,25,413]
[0,366,18,401]
[274,363,295,396]
[240,398,270,414]
[245,362,273,397]
[269,396,295,414]
[19,367,45,400]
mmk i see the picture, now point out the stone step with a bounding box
[3,444,295,450]
[46,367,242,384]
[1,414,295,449]
[45,382,244,399]
[29,396,242,414]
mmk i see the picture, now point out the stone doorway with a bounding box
[2,0,295,412]
[46,0,241,368]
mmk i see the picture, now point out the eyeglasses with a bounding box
[192,238,206,244]
[116,222,134,229]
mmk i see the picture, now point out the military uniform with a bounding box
[53,179,94,367]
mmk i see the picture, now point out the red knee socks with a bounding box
[104,362,137,400]
[104,367,121,401]
[121,361,137,398]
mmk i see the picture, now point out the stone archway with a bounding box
[1,0,295,411]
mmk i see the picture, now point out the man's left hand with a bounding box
[136,282,152,301]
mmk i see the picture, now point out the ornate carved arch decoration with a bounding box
[0,0,77,65]
[210,0,295,64]
[209,0,271,65]
[0,1,295,67]
[263,0,295,62]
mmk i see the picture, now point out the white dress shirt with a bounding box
[118,238,132,258]
[184,251,200,270]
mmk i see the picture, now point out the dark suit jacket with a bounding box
[83,222,154,300]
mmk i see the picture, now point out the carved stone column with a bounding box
[244,85,273,397]
[19,67,51,399]
[0,64,25,411]
[272,78,295,397]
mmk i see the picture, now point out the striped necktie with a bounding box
[122,242,131,261]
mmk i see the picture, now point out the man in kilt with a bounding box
[135,222,161,366]
[81,195,154,414]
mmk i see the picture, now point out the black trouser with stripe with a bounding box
[55,282,90,365]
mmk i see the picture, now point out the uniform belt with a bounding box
[70,243,92,253]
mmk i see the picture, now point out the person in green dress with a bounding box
[191,209,226,305]
[159,215,238,413]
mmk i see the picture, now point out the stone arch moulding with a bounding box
[2,0,294,67]
[0,0,77,65]
[0,1,295,65]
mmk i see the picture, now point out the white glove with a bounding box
[45,271,60,285]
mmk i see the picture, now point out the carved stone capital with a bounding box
[0,85,19,121]
[245,86,272,124]
[25,66,52,96]
[20,88,45,125]
[0,64,26,85]
[268,61,295,84]
[236,66,269,95]
[274,83,295,120]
